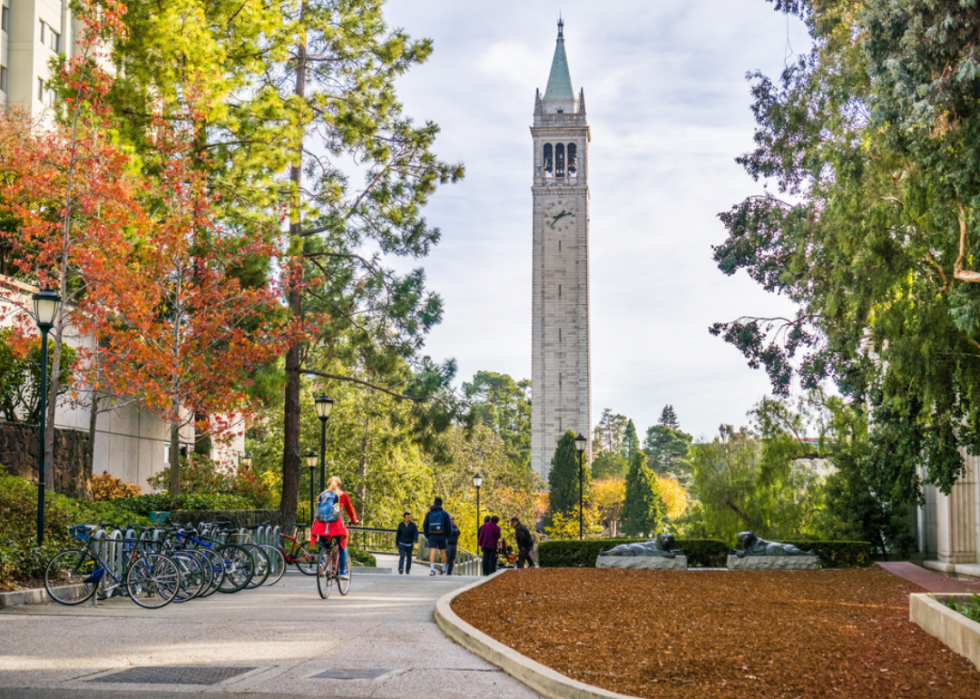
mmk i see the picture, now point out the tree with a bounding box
[591,450,628,480]
[547,431,590,523]
[592,478,625,537]
[620,450,665,537]
[643,424,693,480]
[592,408,628,455]
[623,419,639,462]
[462,370,531,469]
[656,475,689,522]
[658,405,680,430]
[712,0,980,509]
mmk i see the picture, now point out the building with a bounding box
[0,0,80,116]
[529,19,592,479]
[919,459,980,577]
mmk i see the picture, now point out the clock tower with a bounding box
[530,19,592,479]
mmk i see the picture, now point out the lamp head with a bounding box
[32,288,61,331]
[315,394,334,420]
[305,450,317,469]
[575,433,587,453]
[473,473,483,488]
[241,453,252,469]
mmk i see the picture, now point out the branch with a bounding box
[301,369,425,402]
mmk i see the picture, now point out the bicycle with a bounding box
[44,525,182,609]
[279,529,318,575]
[316,536,351,599]
[181,523,254,593]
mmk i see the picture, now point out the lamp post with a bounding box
[306,451,317,526]
[241,453,252,470]
[575,433,587,540]
[314,394,333,494]
[33,289,60,547]
[473,473,483,543]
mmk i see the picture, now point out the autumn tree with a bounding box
[593,478,626,537]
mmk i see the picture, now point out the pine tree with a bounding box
[621,450,665,537]
[623,419,639,461]
[658,405,680,430]
[547,431,589,522]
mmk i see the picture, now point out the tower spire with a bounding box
[543,17,574,104]
[558,13,563,38]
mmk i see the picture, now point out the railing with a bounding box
[347,526,399,554]
[417,538,481,576]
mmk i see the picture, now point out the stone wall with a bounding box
[0,422,91,497]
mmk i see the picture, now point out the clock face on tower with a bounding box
[544,200,577,233]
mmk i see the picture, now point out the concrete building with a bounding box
[0,0,81,116]
[529,19,592,479]
[919,458,980,578]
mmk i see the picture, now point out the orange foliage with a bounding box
[91,471,142,501]
[656,474,689,520]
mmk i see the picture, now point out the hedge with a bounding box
[538,538,729,568]
[538,538,873,569]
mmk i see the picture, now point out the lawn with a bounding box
[452,567,980,699]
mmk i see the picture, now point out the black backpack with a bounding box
[428,510,445,534]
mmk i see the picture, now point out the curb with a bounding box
[0,583,87,608]
[433,570,638,699]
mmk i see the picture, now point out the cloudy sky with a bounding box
[381,1,811,441]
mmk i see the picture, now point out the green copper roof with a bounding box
[543,21,574,102]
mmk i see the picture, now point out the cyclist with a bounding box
[311,476,358,580]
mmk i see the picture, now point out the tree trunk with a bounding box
[168,405,181,496]
[357,415,369,522]
[80,388,98,500]
[43,314,64,491]
[279,9,308,529]
[194,409,211,457]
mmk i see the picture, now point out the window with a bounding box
[39,19,44,43]
[543,143,553,174]
[37,78,54,105]
[2,7,9,33]
[49,29,59,52]
[559,328,562,343]
[37,77,44,101]
[555,143,565,177]
[567,143,577,176]
[0,67,6,94]
[558,284,562,299]
[558,240,561,253]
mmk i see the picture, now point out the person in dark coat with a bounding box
[396,512,419,574]
[478,515,501,575]
[422,497,452,576]
[511,517,535,569]
[445,515,461,575]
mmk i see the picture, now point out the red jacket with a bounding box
[310,491,358,544]
[478,521,500,550]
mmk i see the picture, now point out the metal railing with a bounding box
[417,538,481,576]
[347,526,399,554]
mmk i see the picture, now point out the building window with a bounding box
[567,143,577,176]
[0,67,6,93]
[555,143,565,177]
[543,143,553,175]
[38,77,44,101]
[49,29,59,52]
[558,284,562,298]
[558,240,561,253]
[37,78,54,105]
[559,328,562,343]
[2,7,9,33]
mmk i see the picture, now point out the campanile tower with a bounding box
[530,19,592,479]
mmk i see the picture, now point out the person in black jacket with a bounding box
[422,497,451,576]
[511,517,535,569]
[445,515,461,575]
[396,512,419,574]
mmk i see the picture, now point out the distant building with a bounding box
[530,19,592,479]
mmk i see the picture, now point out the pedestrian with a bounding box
[422,496,451,576]
[511,516,535,569]
[396,512,419,574]
[478,514,501,575]
[445,515,460,575]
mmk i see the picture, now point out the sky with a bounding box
[381,0,811,442]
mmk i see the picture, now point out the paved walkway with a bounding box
[877,561,980,593]
[0,570,541,699]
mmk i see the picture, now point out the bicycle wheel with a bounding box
[316,549,332,599]
[216,544,254,593]
[196,547,225,598]
[244,544,270,589]
[171,552,206,602]
[184,549,213,598]
[260,544,286,586]
[338,560,351,596]
[44,550,100,606]
[126,554,181,609]
[294,542,318,576]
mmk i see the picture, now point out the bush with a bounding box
[782,540,873,567]
[349,548,377,567]
[112,492,253,517]
[91,471,142,500]
[148,454,276,508]
[538,538,730,568]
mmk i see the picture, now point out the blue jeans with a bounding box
[398,543,414,573]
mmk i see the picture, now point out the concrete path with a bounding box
[0,570,541,699]
[877,561,980,593]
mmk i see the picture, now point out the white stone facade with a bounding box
[920,454,980,575]
[529,23,592,480]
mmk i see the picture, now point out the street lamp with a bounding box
[575,433,587,540]
[241,453,252,470]
[33,288,60,546]
[473,473,483,543]
[306,450,317,526]
[314,394,333,494]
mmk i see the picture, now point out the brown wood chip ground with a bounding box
[451,567,980,698]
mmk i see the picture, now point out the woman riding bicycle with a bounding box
[310,476,358,579]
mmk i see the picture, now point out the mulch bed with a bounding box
[451,567,980,698]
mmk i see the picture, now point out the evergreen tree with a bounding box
[620,450,665,537]
[623,419,639,461]
[644,424,693,480]
[591,450,628,480]
[658,405,680,430]
[547,431,589,522]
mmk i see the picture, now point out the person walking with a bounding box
[478,515,501,576]
[422,497,451,576]
[396,512,419,574]
[445,515,460,575]
[310,476,358,580]
[511,517,535,569]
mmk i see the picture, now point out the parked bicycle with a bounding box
[279,528,318,575]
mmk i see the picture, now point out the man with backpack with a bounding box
[511,517,535,569]
[422,497,452,576]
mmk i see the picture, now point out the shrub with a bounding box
[349,548,377,567]
[91,471,142,501]
[147,454,276,508]
[112,492,253,517]
[538,538,730,568]
[781,540,873,567]
[946,592,980,624]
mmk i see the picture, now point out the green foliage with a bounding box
[780,540,873,568]
[111,493,252,517]
[658,405,680,430]
[643,423,692,480]
[591,450,628,480]
[148,454,276,509]
[593,409,628,455]
[547,431,589,523]
[348,548,377,567]
[0,330,76,423]
[537,538,729,568]
[946,592,980,624]
[463,370,531,469]
[623,419,639,462]
[620,450,665,537]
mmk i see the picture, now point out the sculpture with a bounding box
[599,533,683,558]
[733,531,813,557]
